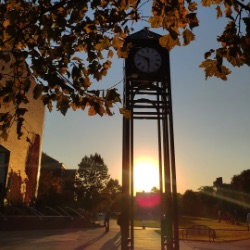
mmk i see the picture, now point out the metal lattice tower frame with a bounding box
[121,31,179,250]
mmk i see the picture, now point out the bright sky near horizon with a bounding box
[42,3,250,194]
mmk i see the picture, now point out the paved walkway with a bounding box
[0,220,250,249]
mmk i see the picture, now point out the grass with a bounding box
[134,216,250,242]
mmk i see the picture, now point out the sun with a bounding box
[134,157,159,193]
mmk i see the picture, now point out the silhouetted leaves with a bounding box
[0,0,249,138]
[33,84,44,100]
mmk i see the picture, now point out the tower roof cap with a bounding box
[126,28,162,40]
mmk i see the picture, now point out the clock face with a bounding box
[134,47,162,73]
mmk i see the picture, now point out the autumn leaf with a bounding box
[216,6,223,18]
[148,16,163,28]
[88,105,97,116]
[112,35,124,49]
[59,67,68,74]
[3,20,10,28]
[182,29,195,45]
[106,89,121,103]
[159,34,181,50]
[199,59,218,79]
[226,48,245,67]
[16,108,27,116]
[103,60,112,69]
[113,25,123,33]
[186,13,199,29]
[116,46,129,58]
[204,49,215,59]
[119,107,131,119]
[57,7,65,14]
[0,112,12,123]
[84,23,97,34]
[71,102,78,111]
[94,36,110,51]
[120,0,132,10]
[83,77,92,89]
[33,84,44,100]
[188,2,198,11]
[178,21,187,29]
[108,50,114,58]
[201,0,212,7]
[105,100,114,108]
[225,4,233,18]
[0,128,9,141]
[199,59,231,80]
[72,56,82,61]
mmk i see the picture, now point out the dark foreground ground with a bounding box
[1,219,250,250]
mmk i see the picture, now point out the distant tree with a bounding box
[197,186,217,216]
[0,0,249,138]
[151,186,160,193]
[197,186,215,201]
[231,169,250,193]
[102,178,122,212]
[230,169,250,214]
[105,178,122,199]
[75,153,110,211]
[182,189,198,216]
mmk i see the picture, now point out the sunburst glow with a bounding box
[134,157,159,193]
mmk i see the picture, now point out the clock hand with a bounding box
[148,58,151,69]
[137,54,149,69]
[138,54,149,63]
[141,55,151,71]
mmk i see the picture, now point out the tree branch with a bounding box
[233,0,250,12]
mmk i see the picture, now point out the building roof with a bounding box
[41,152,65,170]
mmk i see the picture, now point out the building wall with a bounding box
[0,50,45,206]
[38,153,77,207]
[38,153,65,205]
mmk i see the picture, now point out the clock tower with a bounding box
[122,28,179,250]
[125,30,169,81]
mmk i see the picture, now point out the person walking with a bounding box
[246,212,250,231]
[117,212,125,232]
[104,209,111,232]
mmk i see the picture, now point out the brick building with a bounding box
[0,51,45,209]
[37,153,77,207]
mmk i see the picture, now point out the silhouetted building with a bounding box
[62,169,77,205]
[37,153,76,206]
[213,177,223,187]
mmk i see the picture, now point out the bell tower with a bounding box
[122,28,179,250]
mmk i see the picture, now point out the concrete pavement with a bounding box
[0,220,250,249]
